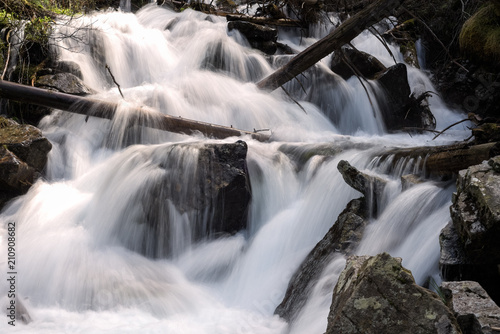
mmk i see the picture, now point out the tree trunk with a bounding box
[226,14,305,28]
[256,0,405,91]
[0,80,270,141]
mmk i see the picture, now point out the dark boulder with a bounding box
[441,281,500,334]
[331,46,387,80]
[126,141,251,258]
[376,63,436,132]
[275,198,368,322]
[326,253,461,334]
[227,21,278,54]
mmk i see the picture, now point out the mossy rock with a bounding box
[460,2,500,70]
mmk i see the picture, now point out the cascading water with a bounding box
[0,4,471,333]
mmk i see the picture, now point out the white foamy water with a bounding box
[1,4,468,333]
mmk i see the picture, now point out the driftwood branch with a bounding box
[0,80,270,141]
[256,0,405,91]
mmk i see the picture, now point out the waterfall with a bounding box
[0,4,469,333]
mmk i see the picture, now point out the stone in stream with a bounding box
[130,141,251,258]
[325,253,461,334]
[227,21,278,55]
[441,281,500,334]
[441,156,500,304]
[0,116,52,209]
[275,197,369,322]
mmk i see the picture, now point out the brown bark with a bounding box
[256,0,405,91]
[0,80,270,141]
[378,141,500,175]
[226,14,305,28]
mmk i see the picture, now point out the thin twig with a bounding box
[105,64,125,99]
[281,86,307,114]
[432,118,469,140]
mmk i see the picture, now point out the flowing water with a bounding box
[1,5,470,333]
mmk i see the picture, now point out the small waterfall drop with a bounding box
[0,4,469,333]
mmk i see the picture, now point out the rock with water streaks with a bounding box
[275,197,368,322]
[331,46,387,80]
[441,281,500,334]
[325,253,461,334]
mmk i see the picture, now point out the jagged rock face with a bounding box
[450,157,500,263]
[326,253,461,334]
[0,117,52,208]
[441,156,500,304]
[441,281,500,334]
[275,198,368,322]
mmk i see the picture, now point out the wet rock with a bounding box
[0,117,52,208]
[337,160,387,215]
[326,253,461,334]
[441,281,500,334]
[36,73,94,96]
[0,116,52,171]
[133,141,251,258]
[227,21,277,54]
[401,174,424,190]
[376,63,436,132]
[331,46,387,80]
[451,158,500,263]
[275,198,368,322]
[441,157,500,304]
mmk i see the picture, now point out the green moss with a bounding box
[460,3,500,69]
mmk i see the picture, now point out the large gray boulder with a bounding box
[441,281,500,334]
[441,156,500,303]
[275,198,368,322]
[326,253,462,334]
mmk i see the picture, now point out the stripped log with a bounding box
[256,0,404,91]
[0,80,270,141]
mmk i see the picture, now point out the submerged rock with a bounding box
[441,281,500,334]
[130,141,251,258]
[275,198,368,322]
[326,253,461,334]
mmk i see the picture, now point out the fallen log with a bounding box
[226,14,305,28]
[0,80,270,141]
[256,0,404,91]
[375,141,500,176]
